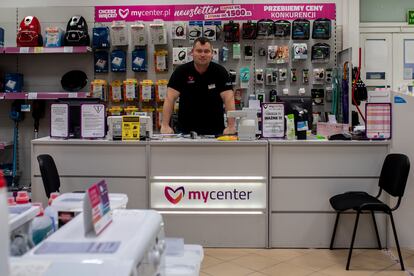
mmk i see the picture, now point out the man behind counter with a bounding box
[160,37,236,136]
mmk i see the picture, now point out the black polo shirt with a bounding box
[168,61,232,135]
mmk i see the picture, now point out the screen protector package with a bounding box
[311,43,331,62]
[274,20,291,38]
[94,51,109,73]
[312,18,331,39]
[132,47,147,72]
[111,49,126,72]
[292,19,310,40]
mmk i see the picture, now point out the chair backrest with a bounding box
[379,153,410,197]
[37,154,60,198]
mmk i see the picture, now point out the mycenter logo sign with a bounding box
[164,186,185,204]
[152,180,266,209]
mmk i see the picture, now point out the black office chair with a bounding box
[329,153,410,271]
[37,154,61,198]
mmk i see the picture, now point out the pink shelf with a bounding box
[3,46,91,54]
[0,92,89,100]
[0,141,13,150]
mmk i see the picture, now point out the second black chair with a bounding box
[329,153,410,271]
[37,154,61,198]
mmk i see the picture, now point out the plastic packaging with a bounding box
[286,114,295,140]
[0,170,10,276]
[31,203,54,245]
[45,192,59,231]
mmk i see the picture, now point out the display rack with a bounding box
[2,46,91,54]
[0,92,89,100]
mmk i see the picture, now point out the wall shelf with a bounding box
[0,141,13,150]
[0,92,89,100]
[2,46,91,54]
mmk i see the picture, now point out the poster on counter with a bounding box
[261,103,285,138]
[50,103,69,138]
[81,104,105,139]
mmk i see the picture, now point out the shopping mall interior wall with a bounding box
[360,0,413,22]
[0,0,345,189]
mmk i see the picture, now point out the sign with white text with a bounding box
[95,3,335,22]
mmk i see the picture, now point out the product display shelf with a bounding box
[0,92,89,100]
[2,46,91,54]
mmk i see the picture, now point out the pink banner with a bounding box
[95,3,336,22]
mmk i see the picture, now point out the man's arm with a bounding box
[160,88,180,134]
[220,90,236,135]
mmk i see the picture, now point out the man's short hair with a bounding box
[192,37,212,49]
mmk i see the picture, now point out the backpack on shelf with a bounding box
[16,16,43,47]
[64,15,90,46]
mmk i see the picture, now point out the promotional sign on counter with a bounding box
[151,177,266,209]
[262,103,285,138]
[81,104,106,139]
[96,3,335,22]
[83,180,112,236]
[50,104,69,138]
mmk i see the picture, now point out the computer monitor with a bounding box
[56,98,103,138]
[276,95,313,130]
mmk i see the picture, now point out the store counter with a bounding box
[149,139,268,247]
[269,140,390,248]
[31,137,148,209]
[31,137,390,248]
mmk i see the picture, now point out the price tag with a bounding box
[19,47,30,53]
[68,93,77,98]
[63,46,73,53]
[34,47,43,53]
[113,20,126,27]
[28,93,37,100]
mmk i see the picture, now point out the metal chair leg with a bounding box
[371,211,382,250]
[330,212,341,250]
[389,212,405,271]
[346,211,360,270]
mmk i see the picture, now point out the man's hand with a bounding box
[223,126,237,135]
[160,125,174,134]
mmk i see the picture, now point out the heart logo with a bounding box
[118,8,130,19]
[164,186,185,204]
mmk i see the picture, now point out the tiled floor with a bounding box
[201,248,414,276]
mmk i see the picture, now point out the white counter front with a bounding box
[31,137,390,248]
[149,139,268,247]
[269,140,390,248]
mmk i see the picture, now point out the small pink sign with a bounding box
[95,3,335,22]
